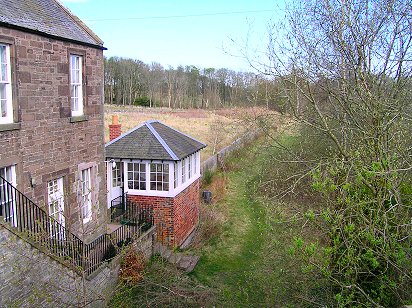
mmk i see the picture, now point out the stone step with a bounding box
[168,252,183,264]
[154,242,200,273]
[184,256,200,273]
[177,255,193,270]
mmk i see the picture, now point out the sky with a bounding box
[61,0,285,71]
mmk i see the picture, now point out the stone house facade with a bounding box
[0,0,107,241]
[106,116,206,247]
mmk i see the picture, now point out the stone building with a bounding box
[0,0,106,241]
[106,116,206,247]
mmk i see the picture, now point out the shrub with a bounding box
[119,249,146,284]
[133,96,151,107]
[202,169,214,185]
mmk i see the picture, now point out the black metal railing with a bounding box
[110,195,154,232]
[110,195,125,221]
[0,175,84,269]
[0,176,154,276]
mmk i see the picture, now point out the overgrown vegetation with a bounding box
[110,136,326,306]
[110,256,215,307]
[118,249,146,284]
[188,140,330,306]
[254,0,412,305]
[109,1,412,304]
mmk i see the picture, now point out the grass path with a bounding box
[110,137,318,307]
[191,148,270,306]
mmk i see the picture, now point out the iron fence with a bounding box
[110,195,154,231]
[0,176,153,276]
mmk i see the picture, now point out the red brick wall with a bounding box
[127,180,200,247]
[0,26,106,241]
[173,179,200,246]
[109,124,121,141]
[127,194,175,245]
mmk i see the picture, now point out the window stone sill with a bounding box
[69,115,88,123]
[0,122,21,132]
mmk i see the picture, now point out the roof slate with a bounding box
[0,0,103,48]
[105,121,206,161]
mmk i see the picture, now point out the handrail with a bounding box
[0,175,84,269]
[0,175,154,276]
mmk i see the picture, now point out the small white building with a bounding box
[105,118,206,247]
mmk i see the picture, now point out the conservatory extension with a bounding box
[105,118,206,247]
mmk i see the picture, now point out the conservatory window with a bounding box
[128,163,146,190]
[150,163,169,191]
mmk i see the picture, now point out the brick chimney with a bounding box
[109,115,121,141]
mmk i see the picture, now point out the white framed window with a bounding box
[48,177,65,239]
[174,162,178,189]
[81,167,92,223]
[181,158,186,184]
[193,153,197,176]
[188,156,192,179]
[128,163,146,190]
[112,162,122,188]
[70,54,83,117]
[150,163,169,191]
[0,44,13,124]
[0,165,16,227]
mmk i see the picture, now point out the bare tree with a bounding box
[252,0,412,306]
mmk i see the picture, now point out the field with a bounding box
[104,105,277,162]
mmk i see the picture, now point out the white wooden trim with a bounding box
[0,44,13,124]
[146,121,179,160]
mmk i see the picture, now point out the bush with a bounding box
[133,96,151,107]
[119,249,146,284]
[202,169,214,185]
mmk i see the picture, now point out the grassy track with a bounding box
[193,143,278,306]
[110,137,321,307]
[192,162,268,306]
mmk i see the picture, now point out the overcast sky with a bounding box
[61,0,284,71]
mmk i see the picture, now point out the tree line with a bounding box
[104,57,283,109]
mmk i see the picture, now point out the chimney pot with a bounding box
[112,115,119,125]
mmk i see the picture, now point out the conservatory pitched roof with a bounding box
[105,120,206,161]
[0,0,104,49]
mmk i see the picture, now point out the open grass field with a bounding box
[104,105,278,162]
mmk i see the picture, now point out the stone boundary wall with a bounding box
[201,130,262,174]
[0,223,156,308]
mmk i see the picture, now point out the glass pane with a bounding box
[164,183,169,191]
[71,87,78,111]
[140,164,146,172]
[150,164,155,172]
[0,64,7,82]
[1,100,6,118]
[0,85,6,118]
[164,164,169,172]
[128,163,133,171]
[0,46,6,82]
[140,182,146,190]
[0,45,5,63]
[70,55,75,70]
